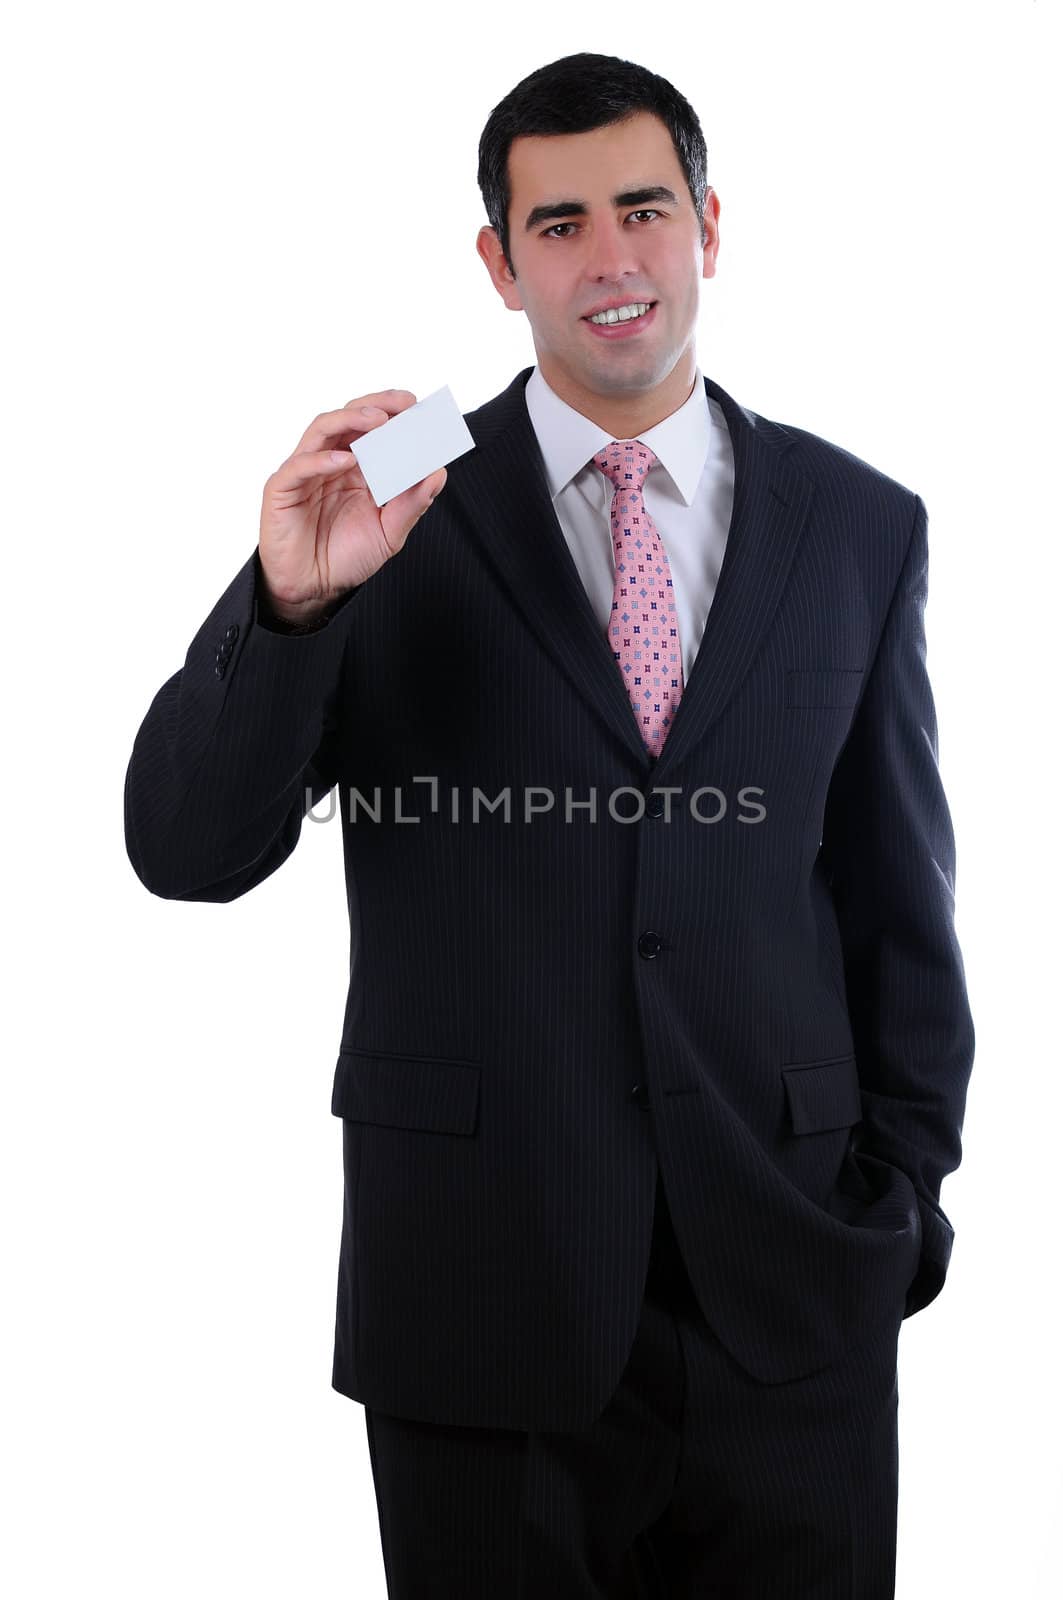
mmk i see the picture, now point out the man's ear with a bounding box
[701,189,721,281]
[476,225,522,311]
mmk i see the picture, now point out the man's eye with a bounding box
[543,210,662,238]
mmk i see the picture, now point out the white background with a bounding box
[3,0,1058,1593]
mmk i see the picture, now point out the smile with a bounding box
[581,302,659,340]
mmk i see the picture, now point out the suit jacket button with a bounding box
[630,1082,650,1110]
[645,793,665,819]
[215,661,227,679]
[225,624,240,642]
[637,930,662,959]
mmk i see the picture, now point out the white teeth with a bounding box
[588,302,652,325]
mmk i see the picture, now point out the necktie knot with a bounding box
[592,439,658,493]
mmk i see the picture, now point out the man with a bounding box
[125,51,976,1599]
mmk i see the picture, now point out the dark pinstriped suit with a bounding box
[125,366,975,1594]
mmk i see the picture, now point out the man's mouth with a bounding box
[581,300,658,325]
[581,301,660,339]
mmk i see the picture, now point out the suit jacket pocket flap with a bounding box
[331,1048,481,1135]
[782,1054,863,1134]
[785,668,864,708]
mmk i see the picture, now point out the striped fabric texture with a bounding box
[124,367,976,1432]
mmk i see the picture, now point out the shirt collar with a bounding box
[523,360,714,508]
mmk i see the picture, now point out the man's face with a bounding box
[477,110,719,409]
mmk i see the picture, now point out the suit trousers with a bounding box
[362,1166,904,1598]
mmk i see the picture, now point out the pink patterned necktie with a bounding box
[592,440,684,757]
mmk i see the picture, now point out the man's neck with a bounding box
[537,358,698,438]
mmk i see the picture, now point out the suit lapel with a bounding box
[650,375,816,780]
[450,368,650,767]
[448,367,816,776]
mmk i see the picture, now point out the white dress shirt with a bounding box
[522,362,736,684]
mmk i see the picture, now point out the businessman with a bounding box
[124,51,976,1599]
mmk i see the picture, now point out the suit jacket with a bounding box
[124,365,976,1431]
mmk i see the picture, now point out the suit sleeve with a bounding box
[820,492,976,1319]
[123,547,361,902]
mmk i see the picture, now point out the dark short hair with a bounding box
[477,53,710,280]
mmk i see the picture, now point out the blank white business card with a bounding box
[347,384,476,505]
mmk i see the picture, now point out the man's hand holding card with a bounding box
[257,386,476,626]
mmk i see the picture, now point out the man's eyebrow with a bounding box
[523,185,680,233]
